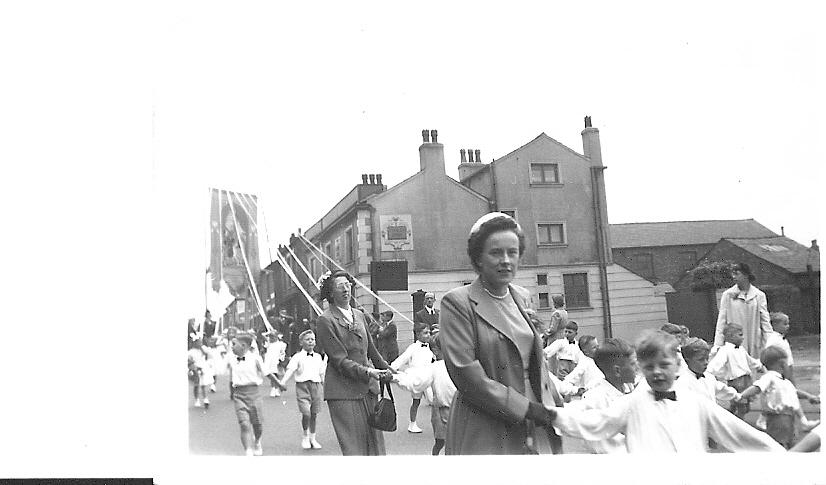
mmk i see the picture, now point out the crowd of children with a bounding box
[188,302,820,455]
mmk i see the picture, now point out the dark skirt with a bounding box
[327,395,386,455]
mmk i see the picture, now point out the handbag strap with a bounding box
[380,380,395,402]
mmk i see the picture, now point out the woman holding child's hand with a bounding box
[440,213,563,454]
[315,270,393,455]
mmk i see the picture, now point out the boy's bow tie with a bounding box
[236,356,245,362]
[420,342,429,347]
[654,390,677,401]
[306,351,314,357]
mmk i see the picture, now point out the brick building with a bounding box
[263,119,669,349]
[610,219,778,286]
[669,236,820,338]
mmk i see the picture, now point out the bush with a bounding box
[690,260,735,291]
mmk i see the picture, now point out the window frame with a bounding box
[563,272,591,309]
[529,162,562,186]
[536,273,548,286]
[538,292,551,309]
[536,222,567,246]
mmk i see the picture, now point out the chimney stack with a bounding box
[581,115,602,166]
[457,147,486,182]
[376,174,382,186]
[361,174,368,184]
[812,239,819,251]
[369,174,376,185]
[419,128,445,175]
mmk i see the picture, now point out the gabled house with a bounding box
[265,120,669,349]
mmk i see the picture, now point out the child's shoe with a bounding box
[309,433,322,449]
[210,384,217,393]
[253,439,263,456]
[407,422,423,433]
[203,397,210,409]
[245,448,255,456]
[301,436,311,449]
[194,399,202,408]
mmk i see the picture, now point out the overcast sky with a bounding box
[3,1,822,479]
[151,2,823,318]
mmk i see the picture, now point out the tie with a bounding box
[692,371,705,380]
[734,344,740,349]
[782,334,788,340]
[236,356,245,363]
[654,390,677,401]
[421,342,429,348]
[306,351,314,357]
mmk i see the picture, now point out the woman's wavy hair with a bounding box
[467,213,526,270]
[318,270,356,305]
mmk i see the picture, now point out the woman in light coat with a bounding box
[713,262,772,358]
[441,212,563,455]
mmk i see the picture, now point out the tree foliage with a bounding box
[690,260,735,291]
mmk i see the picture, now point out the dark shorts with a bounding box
[296,381,323,416]
[764,412,795,449]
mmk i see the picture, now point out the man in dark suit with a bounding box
[414,291,439,339]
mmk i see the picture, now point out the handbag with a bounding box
[367,380,397,432]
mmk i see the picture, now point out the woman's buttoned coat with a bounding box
[316,305,389,400]
[441,278,562,454]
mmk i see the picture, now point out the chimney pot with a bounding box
[584,115,592,128]
[474,149,481,163]
[430,129,438,143]
[376,174,382,185]
[422,129,430,143]
[812,239,818,250]
[361,174,368,184]
[781,226,785,236]
[369,174,376,185]
[467,149,475,163]
[460,149,467,163]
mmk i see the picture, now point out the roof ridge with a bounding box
[610,218,758,226]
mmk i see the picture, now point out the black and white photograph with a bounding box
[2,1,822,484]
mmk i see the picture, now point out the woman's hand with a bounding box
[526,401,556,426]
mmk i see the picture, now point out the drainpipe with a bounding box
[591,166,612,338]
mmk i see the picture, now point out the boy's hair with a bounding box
[381,310,394,319]
[267,333,279,342]
[678,325,690,336]
[723,323,744,339]
[636,330,679,361]
[234,333,254,347]
[578,335,597,351]
[660,323,683,336]
[770,312,789,326]
[680,337,711,360]
[564,321,579,332]
[552,294,565,308]
[760,345,787,369]
[298,329,315,340]
[593,338,634,375]
[413,322,430,337]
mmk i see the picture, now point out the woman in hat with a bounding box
[314,269,394,455]
[713,262,772,357]
[440,212,563,454]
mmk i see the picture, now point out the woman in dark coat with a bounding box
[315,270,394,455]
[441,212,563,454]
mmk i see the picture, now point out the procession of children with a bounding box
[189,273,820,456]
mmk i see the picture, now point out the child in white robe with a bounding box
[678,337,740,404]
[391,322,435,433]
[570,337,638,453]
[557,335,603,397]
[548,330,783,452]
[707,323,765,418]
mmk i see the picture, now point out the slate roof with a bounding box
[610,219,777,248]
[723,236,820,274]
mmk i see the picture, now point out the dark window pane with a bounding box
[563,273,590,308]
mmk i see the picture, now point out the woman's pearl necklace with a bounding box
[483,286,510,300]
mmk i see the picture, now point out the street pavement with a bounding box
[190,334,820,456]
